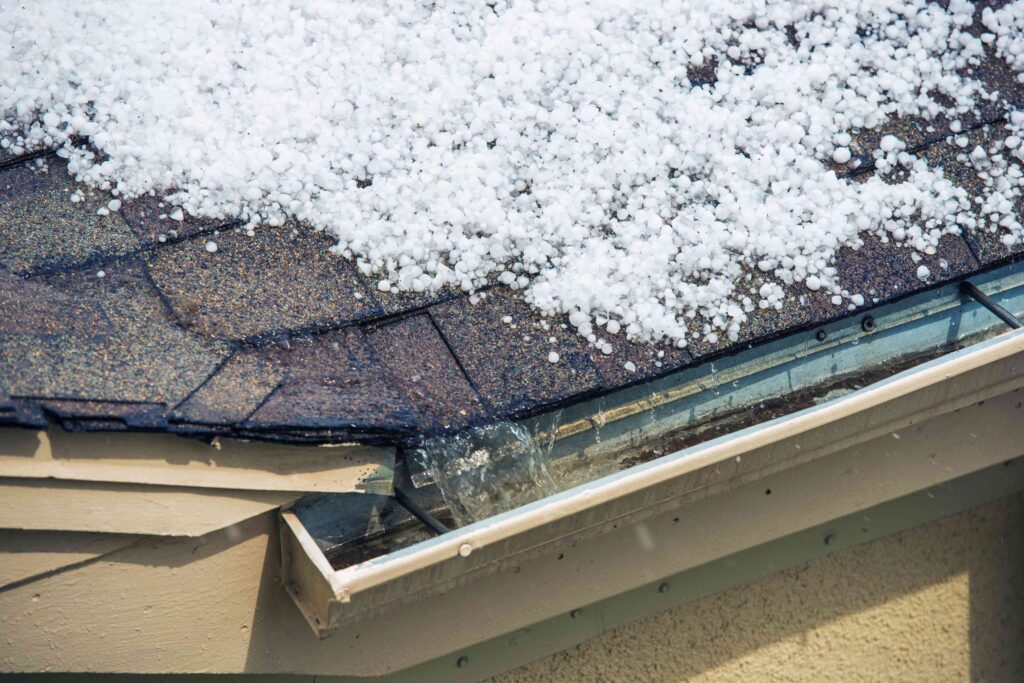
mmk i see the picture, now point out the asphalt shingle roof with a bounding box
[1,41,1022,446]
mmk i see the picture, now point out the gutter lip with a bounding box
[327,326,1024,592]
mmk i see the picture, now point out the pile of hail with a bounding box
[2,0,1023,350]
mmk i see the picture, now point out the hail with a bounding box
[1,0,1024,349]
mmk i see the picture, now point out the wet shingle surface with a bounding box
[0,260,229,410]
[836,233,979,303]
[171,350,285,426]
[429,288,604,417]
[588,333,693,387]
[1,43,1023,444]
[684,231,983,363]
[366,314,488,432]
[0,157,140,275]
[0,270,113,338]
[243,327,420,439]
[145,225,381,341]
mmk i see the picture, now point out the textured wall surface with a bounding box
[492,492,1024,683]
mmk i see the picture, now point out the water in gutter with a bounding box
[294,261,1024,569]
[412,422,559,528]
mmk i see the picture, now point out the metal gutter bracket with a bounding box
[961,280,1023,329]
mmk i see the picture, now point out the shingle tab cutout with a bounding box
[429,288,606,416]
[366,314,488,432]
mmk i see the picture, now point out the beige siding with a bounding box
[0,477,297,536]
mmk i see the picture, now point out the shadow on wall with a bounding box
[968,494,1024,682]
[487,491,1024,683]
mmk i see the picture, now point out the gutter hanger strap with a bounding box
[960,280,1023,329]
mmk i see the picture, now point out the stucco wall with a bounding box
[491,491,1024,682]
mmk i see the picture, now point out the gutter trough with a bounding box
[280,261,1024,650]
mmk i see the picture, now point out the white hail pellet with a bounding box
[879,135,901,153]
